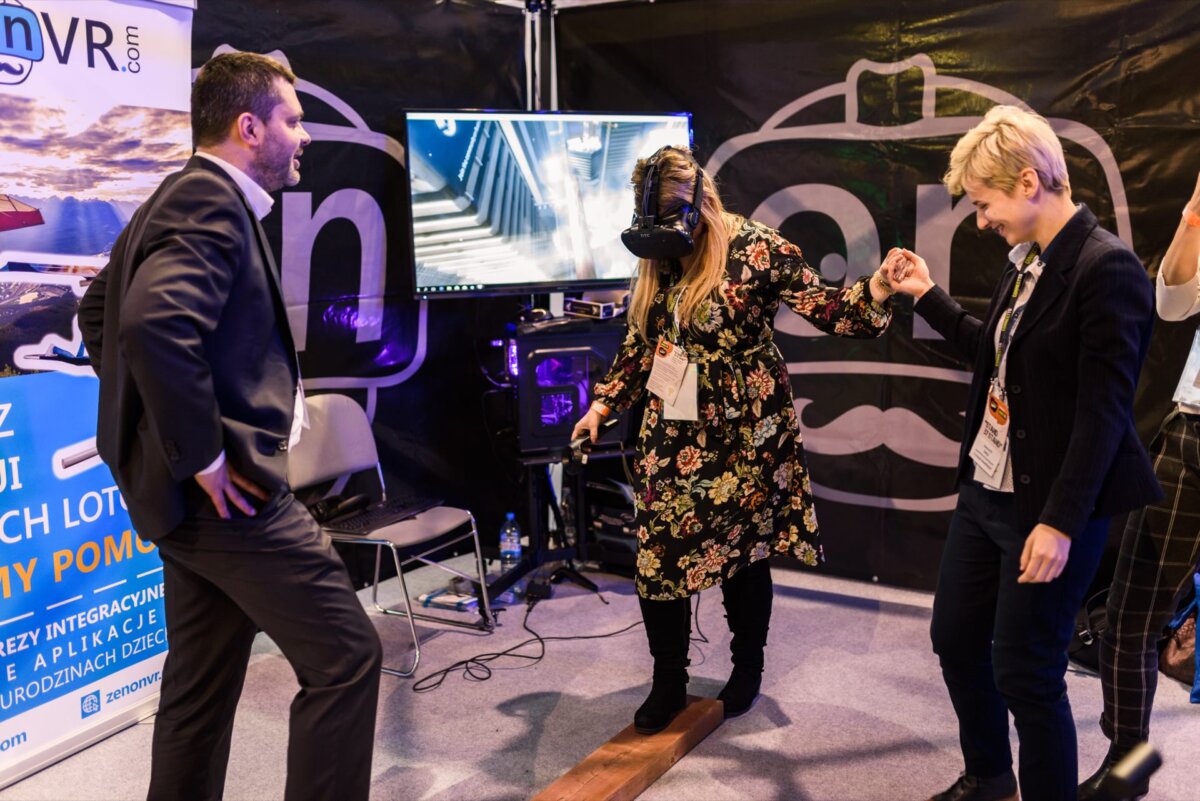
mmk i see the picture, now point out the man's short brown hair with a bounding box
[191,52,297,148]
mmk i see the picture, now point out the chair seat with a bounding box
[328,505,472,549]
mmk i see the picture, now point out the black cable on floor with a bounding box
[691,591,710,644]
[411,595,643,693]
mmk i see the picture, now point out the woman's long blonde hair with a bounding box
[627,146,741,343]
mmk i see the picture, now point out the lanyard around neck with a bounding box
[992,243,1041,378]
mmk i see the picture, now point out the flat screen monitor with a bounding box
[404,110,692,298]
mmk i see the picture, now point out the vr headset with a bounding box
[619,146,705,261]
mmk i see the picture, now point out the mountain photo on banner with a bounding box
[0,94,190,379]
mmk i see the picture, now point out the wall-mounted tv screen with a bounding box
[404,110,692,298]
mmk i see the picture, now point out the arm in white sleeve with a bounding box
[1156,264,1200,322]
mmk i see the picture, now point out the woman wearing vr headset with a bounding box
[571,144,898,734]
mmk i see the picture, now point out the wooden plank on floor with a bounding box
[531,696,723,801]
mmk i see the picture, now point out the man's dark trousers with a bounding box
[146,490,382,801]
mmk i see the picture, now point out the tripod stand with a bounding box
[486,454,601,601]
[539,471,599,594]
[529,458,600,596]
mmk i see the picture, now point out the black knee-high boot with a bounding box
[634,595,691,734]
[719,558,772,718]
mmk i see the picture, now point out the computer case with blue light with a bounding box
[514,318,632,454]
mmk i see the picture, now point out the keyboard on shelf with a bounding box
[323,495,443,535]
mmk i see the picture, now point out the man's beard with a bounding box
[251,137,299,192]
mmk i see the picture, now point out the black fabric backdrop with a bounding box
[192,0,1200,590]
[192,1,534,587]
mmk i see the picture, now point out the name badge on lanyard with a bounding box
[969,387,1010,480]
[663,363,699,420]
[969,244,1038,485]
[647,338,689,405]
[648,291,699,419]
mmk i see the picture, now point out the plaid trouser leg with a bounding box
[1099,412,1200,752]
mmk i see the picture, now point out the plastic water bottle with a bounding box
[499,511,522,566]
[499,513,524,599]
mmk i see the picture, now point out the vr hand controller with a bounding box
[308,493,370,523]
[566,418,619,470]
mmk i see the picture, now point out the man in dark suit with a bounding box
[885,106,1162,801]
[77,52,381,801]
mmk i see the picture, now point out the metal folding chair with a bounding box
[288,392,495,677]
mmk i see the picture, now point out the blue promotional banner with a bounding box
[0,372,165,738]
[0,0,193,787]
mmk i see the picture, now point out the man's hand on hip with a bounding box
[195,462,269,519]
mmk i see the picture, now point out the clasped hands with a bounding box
[875,247,936,298]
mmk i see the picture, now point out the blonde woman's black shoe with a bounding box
[635,596,691,735]
[633,670,688,734]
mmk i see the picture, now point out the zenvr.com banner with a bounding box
[0,0,193,788]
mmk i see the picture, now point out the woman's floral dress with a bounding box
[593,219,892,599]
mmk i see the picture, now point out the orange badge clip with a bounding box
[988,394,1009,425]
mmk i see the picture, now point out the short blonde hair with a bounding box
[943,105,1069,197]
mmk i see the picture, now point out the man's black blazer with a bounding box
[78,156,298,541]
[915,204,1163,538]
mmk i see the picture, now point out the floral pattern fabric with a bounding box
[593,220,891,599]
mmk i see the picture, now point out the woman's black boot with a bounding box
[718,559,772,718]
[634,595,691,734]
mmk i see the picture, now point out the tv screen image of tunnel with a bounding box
[405,111,691,295]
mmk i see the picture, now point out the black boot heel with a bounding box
[719,559,772,719]
[717,666,762,718]
[634,670,688,734]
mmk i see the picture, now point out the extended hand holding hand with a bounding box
[1161,169,1200,288]
[883,247,937,298]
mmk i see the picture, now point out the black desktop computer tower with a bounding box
[514,317,634,454]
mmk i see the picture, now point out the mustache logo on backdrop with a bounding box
[0,1,42,86]
[794,398,959,468]
[204,47,425,410]
[707,55,1132,511]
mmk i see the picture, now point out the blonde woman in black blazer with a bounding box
[887,106,1161,801]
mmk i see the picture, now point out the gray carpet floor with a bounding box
[2,562,1196,801]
